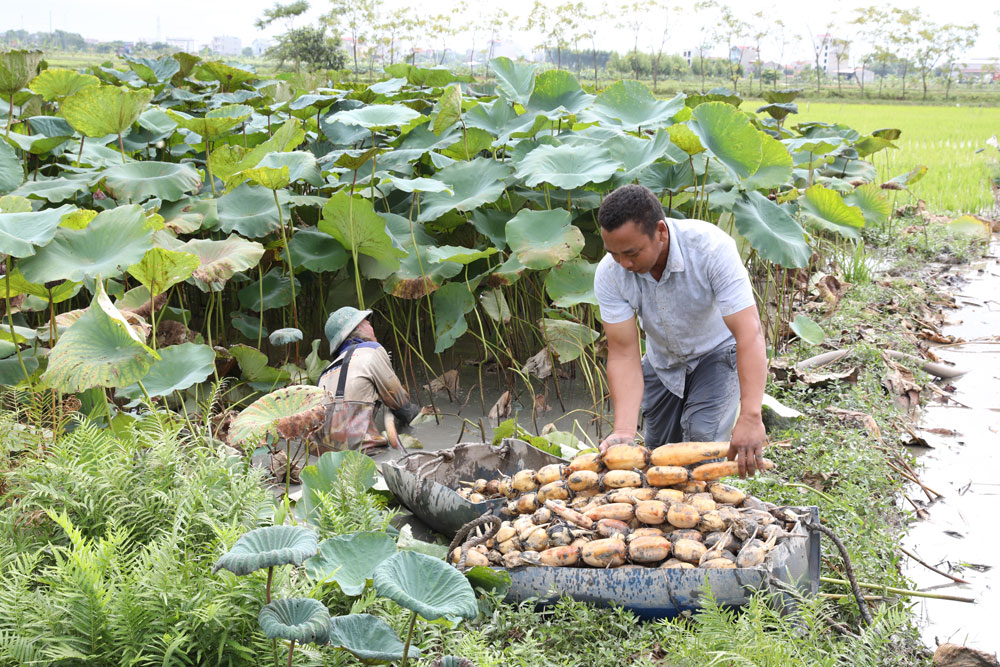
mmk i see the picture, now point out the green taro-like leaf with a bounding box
[61,84,153,138]
[0,141,24,196]
[198,60,257,91]
[843,183,891,226]
[127,247,200,296]
[11,176,92,203]
[667,123,705,156]
[330,104,421,130]
[0,351,37,385]
[432,281,476,353]
[117,342,215,401]
[231,311,266,339]
[790,314,826,346]
[799,184,865,240]
[319,192,406,270]
[440,127,495,160]
[305,532,398,595]
[285,226,348,273]
[19,205,152,283]
[416,158,512,222]
[165,104,252,141]
[586,81,684,131]
[479,288,511,323]
[603,129,676,181]
[755,102,797,122]
[490,57,537,106]
[229,384,327,445]
[423,245,497,265]
[213,525,319,575]
[217,183,290,238]
[0,204,75,258]
[254,151,322,187]
[541,318,599,363]
[237,267,299,312]
[384,62,462,87]
[41,283,157,392]
[506,209,584,270]
[732,192,811,268]
[763,88,802,104]
[211,118,304,183]
[372,551,478,621]
[526,69,594,116]
[544,258,598,307]
[0,50,43,96]
[181,235,266,291]
[690,102,762,180]
[258,598,330,644]
[0,194,31,213]
[743,132,794,191]
[299,450,378,523]
[103,161,202,202]
[123,55,180,85]
[327,614,417,663]
[515,143,621,190]
[853,135,897,158]
[433,84,463,135]
[0,269,79,303]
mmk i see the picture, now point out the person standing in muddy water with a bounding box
[594,184,768,476]
[315,306,420,454]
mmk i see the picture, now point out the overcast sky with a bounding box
[10,0,999,63]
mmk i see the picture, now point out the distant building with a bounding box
[251,38,275,57]
[817,34,849,77]
[166,37,196,53]
[729,45,759,71]
[211,35,242,56]
[682,49,693,66]
[957,58,1000,82]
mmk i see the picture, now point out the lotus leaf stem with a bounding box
[117,132,127,163]
[274,189,299,361]
[400,609,418,667]
[286,639,295,667]
[4,257,31,385]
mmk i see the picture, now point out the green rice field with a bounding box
[791,102,1000,215]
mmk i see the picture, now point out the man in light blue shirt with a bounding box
[594,184,768,476]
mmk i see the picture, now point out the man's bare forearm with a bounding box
[735,326,766,419]
[607,353,644,437]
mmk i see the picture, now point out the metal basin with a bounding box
[381,439,565,537]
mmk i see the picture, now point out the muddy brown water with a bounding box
[902,234,1000,651]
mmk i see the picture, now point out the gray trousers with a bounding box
[641,343,741,448]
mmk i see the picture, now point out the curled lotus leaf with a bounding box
[213,525,319,575]
[416,158,512,223]
[285,226,348,273]
[544,259,598,307]
[584,81,684,131]
[305,532,398,595]
[489,56,536,106]
[515,143,621,190]
[116,342,216,401]
[690,102,763,180]
[799,184,865,240]
[103,161,202,202]
[506,209,584,270]
[197,61,257,91]
[327,613,418,663]
[0,203,76,258]
[525,69,594,116]
[269,328,303,346]
[180,235,265,292]
[60,84,153,138]
[122,55,180,85]
[372,551,478,621]
[258,598,331,644]
[732,192,811,269]
[329,104,421,130]
[0,143,22,194]
[165,104,252,141]
[0,50,43,96]
[843,183,891,226]
[229,385,328,446]
[540,318,599,363]
[229,344,290,390]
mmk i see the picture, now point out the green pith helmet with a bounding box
[324,306,372,354]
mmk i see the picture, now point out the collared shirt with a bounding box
[594,217,756,398]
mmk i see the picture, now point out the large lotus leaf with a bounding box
[258,598,330,644]
[515,143,621,190]
[61,85,153,138]
[544,259,598,307]
[470,209,510,250]
[424,245,497,265]
[0,203,75,257]
[732,191,811,269]
[790,314,826,346]
[285,226,348,273]
[123,55,180,85]
[432,281,475,353]
[305,532,398,594]
[5,130,71,156]
[489,57,536,106]
[799,184,865,240]
[198,61,257,91]
[330,104,421,130]
[213,524,319,575]
[417,158,512,223]
[41,284,156,392]
[372,551,478,621]
[0,194,31,213]
[586,81,684,131]
[0,50,42,96]
[19,205,151,283]
[217,183,290,238]
[440,127,495,161]
[0,269,79,303]
[763,89,802,104]
[431,83,463,135]
[117,342,215,400]
[742,132,794,191]
[229,344,291,391]
[603,130,675,181]
[27,67,97,102]
[327,614,417,663]
[104,161,201,202]
[212,118,304,183]
[181,235,265,291]
[384,176,451,195]
[384,62,461,87]
[165,104,252,141]
[229,384,327,445]
[756,102,797,122]
[843,183,891,226]
[384,246,462,299]
[0,141,23,196]
[255,151,322,187]
[127,247,200,296]
[667,123,705,156]
[237,267,299,312]
[540,318,599,363]
[0,350,38,385]
[319,192,406,269]
[526,69,594,116]
[241,165,290,191]
[11,176,91,203]
[299,450,378,523]
[506,209,584,270]
[479,288,511,323]
[465,99,516,142]
[690,102,762,180]
[269,328,302,346]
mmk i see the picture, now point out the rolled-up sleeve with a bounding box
[707,236,756,316]
[594,256,634,324]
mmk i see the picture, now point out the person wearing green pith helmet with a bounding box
[315,307,420,453]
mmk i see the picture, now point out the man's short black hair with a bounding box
[598,184,664,238]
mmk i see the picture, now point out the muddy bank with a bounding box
[903,235,1000,651]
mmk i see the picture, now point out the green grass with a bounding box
[790,102,1000,216]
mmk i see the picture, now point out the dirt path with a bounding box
[903,234,1000,651]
